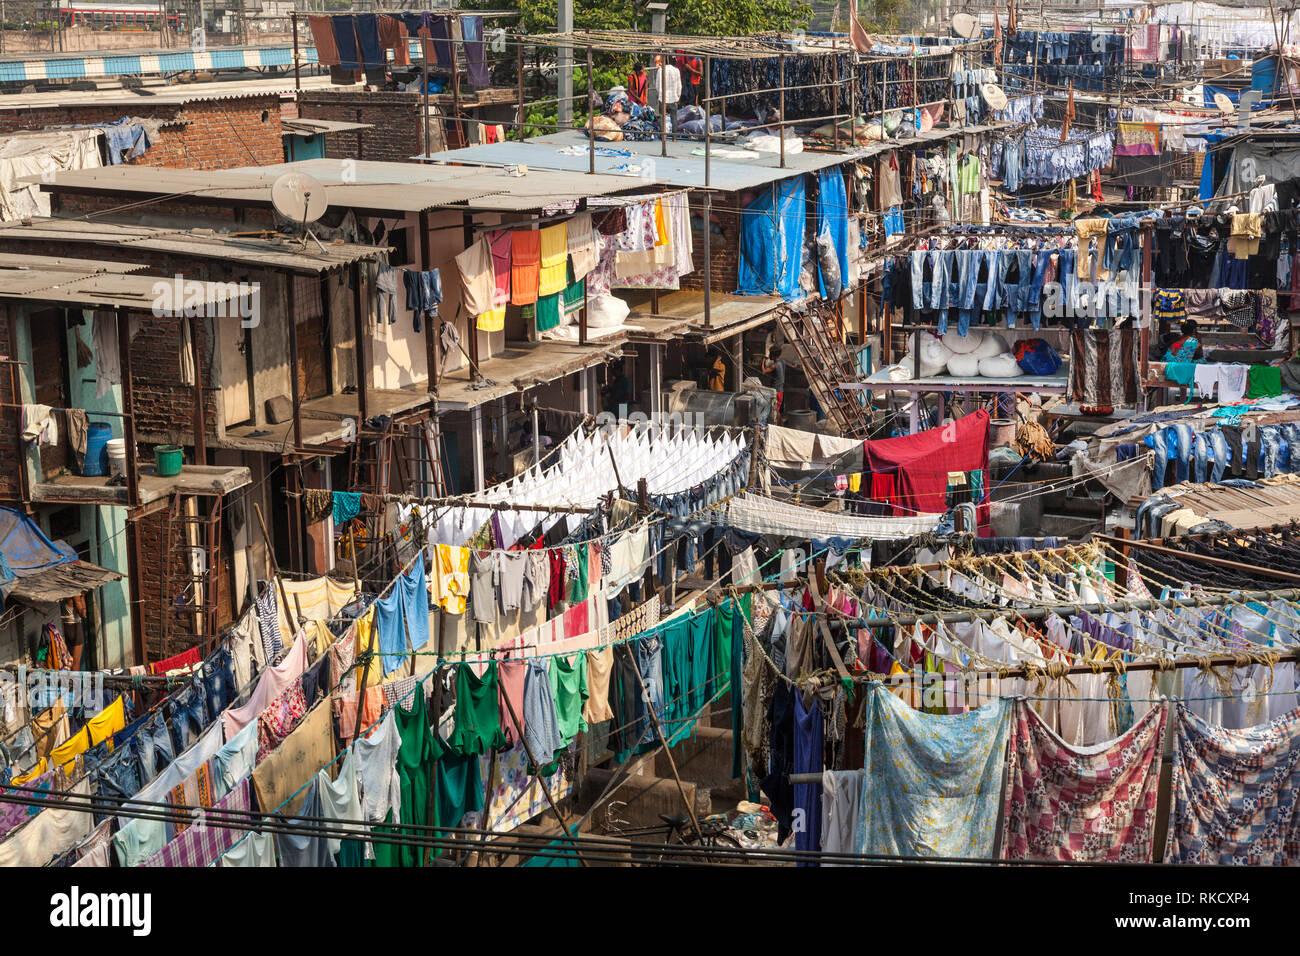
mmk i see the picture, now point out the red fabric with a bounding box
[863,409,990,521]
[868,471,897,514]
[150,646,200,676]
[547,549,566,612]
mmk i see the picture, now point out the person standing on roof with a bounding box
[628,63,648,106]
[682,54,703,106]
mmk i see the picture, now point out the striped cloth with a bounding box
[255,585,285,663]
[1070,328,1138,410]
[142,777,252,868]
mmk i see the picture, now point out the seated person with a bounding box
[1162,319,1204,363]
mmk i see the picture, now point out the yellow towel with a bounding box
[476,306,506,332]
[538,223,568,296]
[653,200,668,246]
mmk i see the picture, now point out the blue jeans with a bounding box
[1146,429,1169,490]
[1192,431,1209,484]
[983,248,1011,314]
[1007,249,1035,327]
[91,746,143,808]
[1284,424,1300,471]
[955,248,980,336]
[1208,429,1229,483]
[1028,248,1051,308]
[636,635,665,747]
[1058,248,1077,313]
[134,710,175,783]
[168,682,207,755]
[1102,219,1138,275]
[1169,423,1194,483]
[910,251,928,311]
[202,647,236,723]
[1261,426,1282,478]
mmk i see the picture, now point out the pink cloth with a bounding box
[221,632,308,739]
[496,658,527,745]
[562,600,589,639]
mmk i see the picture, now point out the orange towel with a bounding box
[510,229,541,306]
[307,15,340,66]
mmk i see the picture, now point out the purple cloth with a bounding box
[142,777,251,867]
[462,15,490,87]
[428,14,453,68]
[1077,611,1133,652]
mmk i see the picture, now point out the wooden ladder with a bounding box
[776,303,873,438]
[159,491,223,658]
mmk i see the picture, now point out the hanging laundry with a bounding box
[860,684,1010,859]
[307,15,340,65]
[1002,700,1167,862]
[330,15,361,70]
[511,229,541,305]
[448,661,507,755]
[403,269,442,333]
[455,235,495,317]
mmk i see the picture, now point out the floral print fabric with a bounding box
[257,678,308,762]
[1002,700,1167,862]
[857,683,1009,859]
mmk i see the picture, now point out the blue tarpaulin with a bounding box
[0,507,77,599]
[816,168,850,301]
[1199,131,1234,200]
[737,174,806,301]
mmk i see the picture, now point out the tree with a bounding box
[460,0,813,38]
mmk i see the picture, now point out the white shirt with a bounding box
[651,64,681,104]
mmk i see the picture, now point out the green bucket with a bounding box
[155,445,184,477]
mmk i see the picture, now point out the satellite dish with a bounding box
[271,172,328,224]
[952,13,978,39]
[1214,92,1234,114]
[981,83,1009,111]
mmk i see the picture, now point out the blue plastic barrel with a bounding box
[82,422,112,476]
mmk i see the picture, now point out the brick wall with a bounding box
[0,94,284,169]
[679,190,742,295]
[135,504,232,661]
[296,89,444,162]
[0,305,20,505]
[129,313,218,446]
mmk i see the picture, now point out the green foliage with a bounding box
[460,0,811,39]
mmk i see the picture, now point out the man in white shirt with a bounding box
[649,54,681,125]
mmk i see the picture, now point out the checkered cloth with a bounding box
[381,675,420,709]
[142,777,251,868]
[1002,700,1167,862]
[1165,703,1300,864]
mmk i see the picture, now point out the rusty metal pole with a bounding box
[292,10,300,92]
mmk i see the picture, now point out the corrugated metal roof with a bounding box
[29,158,649,213]
[0,252,147,274]
[0,267,243,311]
[281,118,374,137]
[7,560,122,607]
[0,218,387,273]
[0,73,345,112]
[414,140,803,191]
[417,123,1014,190]
[26,164,505,214]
